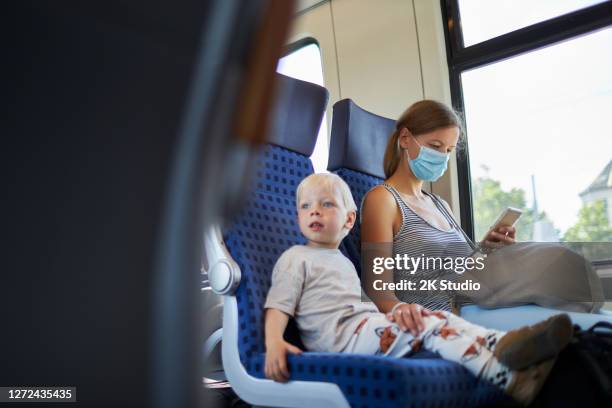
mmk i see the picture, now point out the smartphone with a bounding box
[481,207,522,242]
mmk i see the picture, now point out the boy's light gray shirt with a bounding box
[264,245,380,352]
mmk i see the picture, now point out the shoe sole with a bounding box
[507,357,557,406]
[497,314,572,370]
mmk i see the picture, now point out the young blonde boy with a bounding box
[263,173,571,405]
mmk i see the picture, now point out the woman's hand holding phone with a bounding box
[480,207,521,249]
[481,225,517,249]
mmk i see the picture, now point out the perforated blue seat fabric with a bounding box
[223,81,506,407]
[334,167,384,276]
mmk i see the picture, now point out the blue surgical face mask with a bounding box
[407,137,450,181]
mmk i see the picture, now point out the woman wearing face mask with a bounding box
[361,100,517,329]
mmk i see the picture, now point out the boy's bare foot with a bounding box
[494,314,572,370]
[505,358,556,406]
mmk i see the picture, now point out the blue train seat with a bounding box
[204,78,508,407]
[328,99,395,275]
[327,99,612,335]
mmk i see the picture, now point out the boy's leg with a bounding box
[409,311,512,389]
[344,311,559,404]
[344,312,513,391]
[429,310,506,352]
[440,310,573,371]
[343,314,417,357]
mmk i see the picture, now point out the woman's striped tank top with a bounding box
[380,183,473,312]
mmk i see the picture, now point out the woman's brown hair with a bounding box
[383,100,464,179]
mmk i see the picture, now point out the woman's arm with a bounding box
[361,186,400,313]
[361,187,426,335]
[264,308,302,382]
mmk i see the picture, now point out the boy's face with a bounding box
[297,182,355,249]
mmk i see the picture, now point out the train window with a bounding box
[443,1,612,258]
[458,0,607,46]
[276,41,328,172]
[462,27,612,245]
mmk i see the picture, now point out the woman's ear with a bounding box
[398,127,412,149]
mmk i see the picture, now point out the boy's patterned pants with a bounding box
[343,310,513,390]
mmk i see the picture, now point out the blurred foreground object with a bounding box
[1,1,294,407]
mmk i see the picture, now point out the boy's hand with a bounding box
[264,338,302,382]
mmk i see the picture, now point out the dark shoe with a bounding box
[505,358,556,406]
[494,314,572,370]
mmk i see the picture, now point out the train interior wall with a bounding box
[290,0,461,218]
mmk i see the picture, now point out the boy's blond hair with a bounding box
[296,173,357,214]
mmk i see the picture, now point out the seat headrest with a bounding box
[328,99,395,179]
[268,73,329,156]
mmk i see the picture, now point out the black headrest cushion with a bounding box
[267,73,329,156]
[327,99,394,178]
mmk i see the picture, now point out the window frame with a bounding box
[440,0,612,241]
[281,37,320,58]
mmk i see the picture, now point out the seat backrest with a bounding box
[223,74,328,371]
[328,99,395,275]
